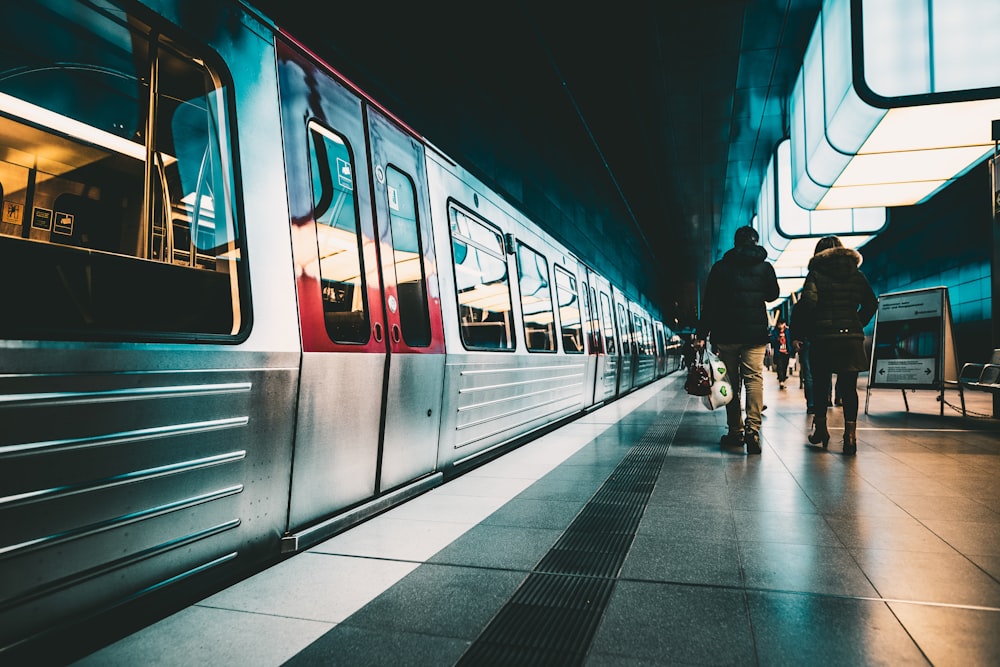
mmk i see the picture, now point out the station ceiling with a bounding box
[248,0,823,322]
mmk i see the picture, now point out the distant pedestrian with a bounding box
[695,226,779,454]
[794,236,878,455]
[770,316,791,389]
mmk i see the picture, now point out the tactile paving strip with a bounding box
[457,410,681,666]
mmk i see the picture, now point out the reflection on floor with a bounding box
[75,370,1000,666]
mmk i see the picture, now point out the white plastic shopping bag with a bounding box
[702,348,734,410]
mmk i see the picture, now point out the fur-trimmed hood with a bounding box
[808,245,863,279]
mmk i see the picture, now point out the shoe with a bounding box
[843,421,857,456]
[744,430,761,455]
[720,431,743,447]
[779,383,786,390]
[808,416,830,448]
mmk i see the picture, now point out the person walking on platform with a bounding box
[793,236,878,455]
[790,298,815,414]
[770,316,791,389]
[695,225,779,455]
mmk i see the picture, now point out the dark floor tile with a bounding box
[620,533,742,586]
[427,524,563,570]
[733,509,841,547]
[340,564,525,640]
[729,487,819,514]
[748,590,929,666]
[739,542,879,597]
[809,491,913,519]
[889,601,1000,667]
[826,515,954,553]
[517,476,608,502]
[480,497,586,530]
[285,625,470,667]
[885,494,1000,522]
[921,518,1000,556]
[589,580,754,664]
[853,548,1000,607]
[637,504,737,542]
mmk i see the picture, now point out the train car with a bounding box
[0,0,677,661]
[654,320,684,378]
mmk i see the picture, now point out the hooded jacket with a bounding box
[796,246,877,342]
[697,243,779,345]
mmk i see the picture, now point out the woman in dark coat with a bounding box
[794,236,878,455]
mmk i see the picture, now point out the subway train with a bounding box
[0,0,683,660]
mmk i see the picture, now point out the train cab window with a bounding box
[600,292,615,355]
[554,266,583,353]
[308,123,369,344]
[516,243,555,352]
[0,0,244,340]
[449,206,513,350]
[385,165,431,347]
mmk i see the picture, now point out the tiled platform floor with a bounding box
[74,370,1000,666]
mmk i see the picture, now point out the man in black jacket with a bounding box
[695,226,780,454]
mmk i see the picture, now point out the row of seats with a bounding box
[959,348,1000,393]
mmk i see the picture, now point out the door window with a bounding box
[554,266,583,353]
[308,123,369,344]
[516,242,555,352]
[385,165,430,347]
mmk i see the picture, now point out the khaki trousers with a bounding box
[715,343,767,435]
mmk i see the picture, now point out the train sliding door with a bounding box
[276,42,442,538]
[366,109,445,491]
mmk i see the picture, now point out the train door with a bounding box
[613,288,635,394]
[581,268,601,407]
[276,41,432,532]
[594,277,619,403]
[366,108,445,490]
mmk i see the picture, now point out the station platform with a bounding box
[73,369,1000,666]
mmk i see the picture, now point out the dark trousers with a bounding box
[774,352,790,383]
[811,353,859,422]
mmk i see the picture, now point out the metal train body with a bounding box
[0,0,682,658]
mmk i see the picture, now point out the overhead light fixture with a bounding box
[790,0,1000,210]
[756,139,883,297]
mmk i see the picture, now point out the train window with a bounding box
[385,165,430,347]
[554,266,583,354]
[589,284,602,352]
[308,123,369,344]
[449,205,513,350]
[516,243,555,352]
[600,292,616,355]
[0,0,245,340]
[618,303,631,354]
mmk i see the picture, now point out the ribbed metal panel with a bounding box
[458,411,682,665]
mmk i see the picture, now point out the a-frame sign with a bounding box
[865,286,963,415]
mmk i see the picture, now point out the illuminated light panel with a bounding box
[790,0,1000,210]
[756,139,882,288]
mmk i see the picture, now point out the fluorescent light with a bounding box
[790,0,1000,210]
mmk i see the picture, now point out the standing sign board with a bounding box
[866,287,962,415]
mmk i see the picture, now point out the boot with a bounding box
[720,430,743,448]
[843,421,857,456]
[808,413,830,448]
[744,429,761,455]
